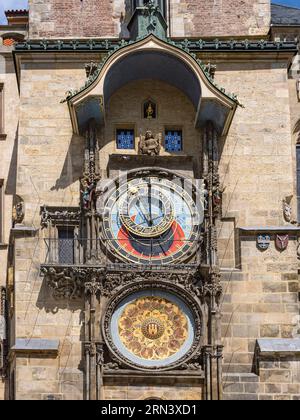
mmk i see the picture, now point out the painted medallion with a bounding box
[118,296,188,361]
[109,291,196,368]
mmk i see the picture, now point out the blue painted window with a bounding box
[116,129,135,150]
[165,130,183,152]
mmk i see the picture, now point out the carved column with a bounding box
[81,119,101,264]
[203,121,223,400]
[84,276,103,401]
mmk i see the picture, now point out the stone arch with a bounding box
[67,35,238,136]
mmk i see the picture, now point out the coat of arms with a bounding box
[275,234,289,251]
[257,234,271,251]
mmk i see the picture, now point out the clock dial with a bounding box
[119,184,174,238]
[101,175,203,265]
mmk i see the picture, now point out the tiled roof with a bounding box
[5,10,28,16]
[271,3,300,26]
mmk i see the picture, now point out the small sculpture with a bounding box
[204,62,217,79]
[12,196,24,226]
[139,130,161,156]
[282,196,297,224]
[144,100,156,119]
[85,61,98,79]
[81,179,96,210]
[146,103,154,119]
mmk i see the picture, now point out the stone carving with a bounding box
[282,197,297,224]
[203,62,216,79]
[85,277,103,296]
[297,237,300,260]
[201,267,222,306]
[41,267,84,300]
[81,179,97,210]
[96,343,105,366]
[40,206,81,228]
[12,196,24,226]
[139,130,161,156]
[41,266,106,300]
[85,61,98,79]
[81,120,101,211]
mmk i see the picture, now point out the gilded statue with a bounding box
[146,103,154,119]
[139,130,161,156]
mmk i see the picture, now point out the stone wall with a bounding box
[223,356,300,400]
[28,0,271,40]
[217,60,295,260]
[221,239,299,374]
[29,0,127,39]
[104,380,203,400]
[170,0,270,38]
[0,55,20,286]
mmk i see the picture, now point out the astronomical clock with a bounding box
[99,169,205,371]
[100,172,204,266]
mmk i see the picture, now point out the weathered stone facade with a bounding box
[0,1,299,401]
[28,0,271,39]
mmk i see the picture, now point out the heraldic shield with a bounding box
[275,234,289,251]
[257,234,271,251]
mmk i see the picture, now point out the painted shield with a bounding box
[275,234,289,251]
[257,234,271,250]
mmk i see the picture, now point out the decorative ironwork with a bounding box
[16,38,297,54]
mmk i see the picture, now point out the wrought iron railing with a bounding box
[42,238,200,267]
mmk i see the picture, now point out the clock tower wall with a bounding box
[101,79,202,177]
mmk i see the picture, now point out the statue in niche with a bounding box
[12,195,24,226]
[143,100,157,119]
[139,130,161,156]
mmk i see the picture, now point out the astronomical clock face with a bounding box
[109,291,195,368]
[101,174,203,265]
